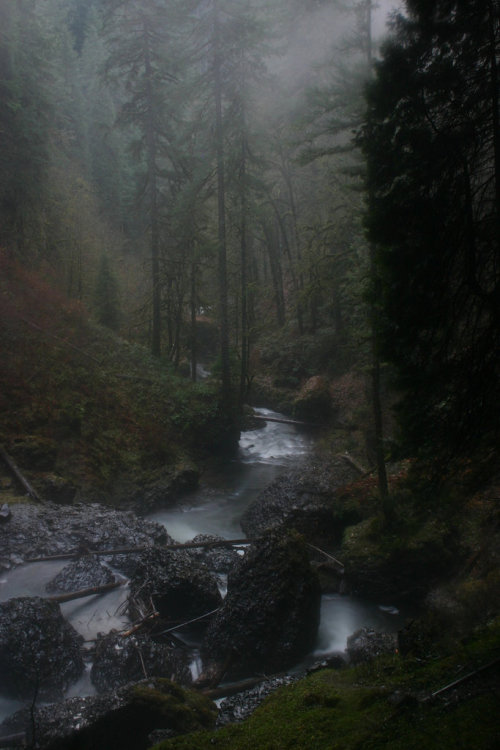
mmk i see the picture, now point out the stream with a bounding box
[0,408,405,724]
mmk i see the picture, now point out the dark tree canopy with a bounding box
[364,0,500,456]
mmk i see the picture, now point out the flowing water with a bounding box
[0,408,405,724]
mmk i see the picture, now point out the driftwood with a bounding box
[338,452,370,476]
[201,673,286,700]
[121,611,160,638]
[307,543,344,571]
[0,446,44,503]
[47,580,123,604]
[25,538,251,564]
[252,414,319,428]
[426,657,500,701]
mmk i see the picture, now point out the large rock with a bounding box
[0,596,84,700]
[346,627,397,664]
[0,678,217,750]
[0,501,169,572]
[45,556,116,593]
[293,375,332,423]
[240,458,361,547]
[187,534,241,574]
[201,530,321,678]
[91,633,192,692]
[128,547,222,622]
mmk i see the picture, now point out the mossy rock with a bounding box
[341,516,454,600]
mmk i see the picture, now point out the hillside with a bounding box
[0,251,228,508]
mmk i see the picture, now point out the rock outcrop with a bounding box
[128,547,223,622]
[240,458,361,548]
[201,530,321,678]
[0,596,84,700]
[0,678,217,750]
[91,633,192,692]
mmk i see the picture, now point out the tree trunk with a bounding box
[213,0,233,415]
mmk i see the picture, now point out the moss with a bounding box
[152,622,500,750]
[131,680,217,733]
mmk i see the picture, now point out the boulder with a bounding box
[346,627,397,664]
[0,501,169,568]
[46,556,116,593]
[0,678,217,750]
[128,547,222,622]
[0,596,84,700]
[293,375,332,423]
[240,458,361,548]
[91,633,192,692]
[187,534,241,574]
[0,503,11,523]
[201,530,321,678]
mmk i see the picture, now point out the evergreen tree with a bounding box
[364,0,500,456]
[0,0,51,257]
[94,252,121,330]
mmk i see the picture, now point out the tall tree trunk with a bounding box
[213,0,233,417]
[143,19,161,357]
[365,0,389,513]
[190,247,198,382]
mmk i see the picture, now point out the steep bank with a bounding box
[0,252,231,508]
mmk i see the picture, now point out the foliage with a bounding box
[363,0,500,457]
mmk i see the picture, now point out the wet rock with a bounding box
[91,632,192,692]
[293,375,332,423]
[0,501,169,567]
[0,596,84,700]
[37,474,77,504]
[128,547,222,622]
[45,556,116,594]
[131,463,200,513]
[216,676,296,727]
[187,534,241,574]
[0,678,217,750]
[240,458,361,547]
[0,503,11,523]
[201,530,321,678]
[346,627,397,664]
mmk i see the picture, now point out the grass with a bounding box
[153,619,500,750]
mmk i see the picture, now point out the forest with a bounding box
[0,0,499,748]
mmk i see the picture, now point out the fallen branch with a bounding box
[121,611,160,638]
[0,446,44,503]
[19,316,102,365]
[307,543,344,571]
[338,452,370,476]
[47,580,123,604]
[252,414,319,428]
[426,658,500,701]
[153,607,221,638]
[200,671,289,700]
[25,538,252,564]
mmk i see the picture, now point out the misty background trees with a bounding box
[0,0,498,463]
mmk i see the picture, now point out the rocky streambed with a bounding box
[0,410,422,749]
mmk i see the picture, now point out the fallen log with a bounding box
[200,672,288,700]
[426,657,500,701]
[337,452,370,476]
[0,446,44,503]
[25,538,252,564]
[307,543,344,571]
[47,580,124,604]
[252,414,319,428]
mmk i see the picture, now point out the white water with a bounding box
[0,408,404,725]
[149,408,405,655]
